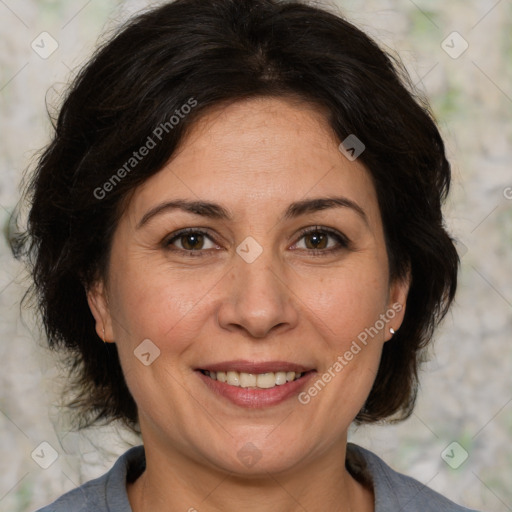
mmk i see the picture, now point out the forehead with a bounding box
[124,96,380,228]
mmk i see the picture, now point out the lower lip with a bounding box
[196,371,316,408]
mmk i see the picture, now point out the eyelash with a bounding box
[162,226,350,258]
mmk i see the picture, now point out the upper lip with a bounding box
[197,360,315,374]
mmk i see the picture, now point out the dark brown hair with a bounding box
[14,0,459,435]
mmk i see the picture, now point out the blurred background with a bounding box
[0,1,510,511]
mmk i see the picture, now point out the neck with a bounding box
[127,435,374,512]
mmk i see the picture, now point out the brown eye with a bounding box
[163,228,218,256]
[293,226,350,255]
[304,231,329,250]
[177,232,205,251]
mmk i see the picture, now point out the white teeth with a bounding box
[226,371,240,386]
[202,370,304,389]
[239,373,257,388]
[256,373,276,389]
[275,371,287,385]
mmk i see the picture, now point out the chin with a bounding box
[199,432,312,477]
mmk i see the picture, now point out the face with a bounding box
[88,96,409,476]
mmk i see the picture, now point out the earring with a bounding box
[102,327,107,343]
[389,328,395,335]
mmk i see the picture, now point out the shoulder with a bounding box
[33,445,145,512]
[347,442,481,512]
[34,476,105,512]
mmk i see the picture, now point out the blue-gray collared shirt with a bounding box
[34,443,481,511]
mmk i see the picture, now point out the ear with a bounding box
[86,279,115,343]
[385,267,411,342]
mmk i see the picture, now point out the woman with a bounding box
[17,0,479,510]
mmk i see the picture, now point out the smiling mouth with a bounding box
[199,369,312,389]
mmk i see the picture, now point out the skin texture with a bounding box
[87,97,410,512]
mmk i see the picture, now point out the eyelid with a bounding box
[162,225,351,256]
[292,225,351,252]
[162,227,219,256]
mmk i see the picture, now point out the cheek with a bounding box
[295,268,389,413]
[109,256,221,352]
[296,262,389,342]
[107,262,211,413]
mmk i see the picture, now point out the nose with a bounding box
[216,248,299,339]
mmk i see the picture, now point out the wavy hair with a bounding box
[14,0,459,434]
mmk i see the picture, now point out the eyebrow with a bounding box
[136,196,369,229]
